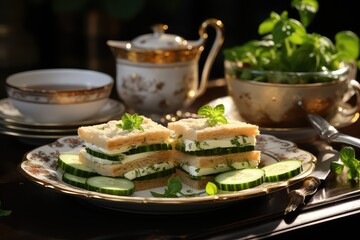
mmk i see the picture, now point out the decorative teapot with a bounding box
[107,18,224,115]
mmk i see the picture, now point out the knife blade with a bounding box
[307,113,360,149]
[284,142,338,215]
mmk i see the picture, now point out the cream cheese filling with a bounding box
[80,149,175,180]
[182,136,256,152]
[84,141,170,156]
[81,149,155,165]
[124,162,175,180]
[180,161,258,176]
[84,142,132,155]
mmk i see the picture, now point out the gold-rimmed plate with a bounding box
[18,134,316,214]
[0,120,78,133]
[0,98,125,128]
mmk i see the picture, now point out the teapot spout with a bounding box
[107,40,129,49]
[107,40,132,59]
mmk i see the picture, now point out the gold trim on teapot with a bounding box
[107,19,224,64]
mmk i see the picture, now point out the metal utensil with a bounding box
[284,113,360,215]
[284,142,338,215]
[307,113,360,148]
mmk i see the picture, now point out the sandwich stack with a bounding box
[168,117,261,189]
[77,115,176,191]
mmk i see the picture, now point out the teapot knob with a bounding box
[151,24,168,37]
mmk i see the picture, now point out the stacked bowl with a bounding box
[1,69,125,145]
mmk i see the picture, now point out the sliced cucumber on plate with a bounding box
[58,153,98,178]
[62,172,87,189]
[262,160,303,182]
[85,176,135,196]
[58,153,134,196]
[214,168,265,191]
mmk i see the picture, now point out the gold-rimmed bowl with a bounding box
[224,61,360,128]
[5,68,114,123]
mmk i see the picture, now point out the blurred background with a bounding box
[1,0,359,99]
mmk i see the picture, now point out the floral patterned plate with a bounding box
[18,134,316,214]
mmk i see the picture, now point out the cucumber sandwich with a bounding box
[167,105,261,189]
[77,114,176,191]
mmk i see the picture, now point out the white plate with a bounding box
[0,120,78,133]
[208,96,359,143]
[0,98,125,145]
[18,134,316,214]
[0,98,125,128]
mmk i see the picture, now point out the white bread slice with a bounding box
[173,150,261,169]
[175,168,214,190]
[78,117,174,150]
[79,149,173,177]
[133,174,175,191]
[167,118,259,141]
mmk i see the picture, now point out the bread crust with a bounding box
[79,149,173,177]
[78,117,174,150]
[173,150,261,168]
[175,168,214,190]
[75,116,262,192]
[133,174,175,191]
[167,118,259,141]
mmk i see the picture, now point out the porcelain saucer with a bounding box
[0,98,125,128]
[0,98,125,145]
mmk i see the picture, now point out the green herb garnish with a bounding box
[150,176,204,198]
[116,113,144,132]
[197,104,228,127]
[0,201,12,217]
[331,146,360,182]
[223,0,360,80]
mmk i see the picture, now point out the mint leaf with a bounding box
[150,176,204,198]
[291,0,319,28]
[330,161,344,175]
[332,146,360,182]
[0,201,12,217]
[223,0,360,76]
[198,104,228,127]
[150,176,183,198]
[335,31,360,62]
[116,113,144,132]
[0,209,12,217]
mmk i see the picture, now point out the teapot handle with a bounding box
[196,18,225,98]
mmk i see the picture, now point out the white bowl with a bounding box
[5,68,114,123]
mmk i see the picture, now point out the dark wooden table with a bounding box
[1,83,360,239]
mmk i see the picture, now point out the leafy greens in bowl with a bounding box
[223,0,360,83]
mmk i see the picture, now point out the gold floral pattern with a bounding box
[18,134,316,214]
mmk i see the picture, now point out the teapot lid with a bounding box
[131,24,187,49]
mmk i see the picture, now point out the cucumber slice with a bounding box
[58,153,98,178]
[262,160,303,182]
[62,172,87,189]
[85,176,135,196]
[126,143,172,154]
[214,168,265,191]
[85,143,172,161]
[133,167,176,181]
[85,148,125,161]
[175,145,255,156]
